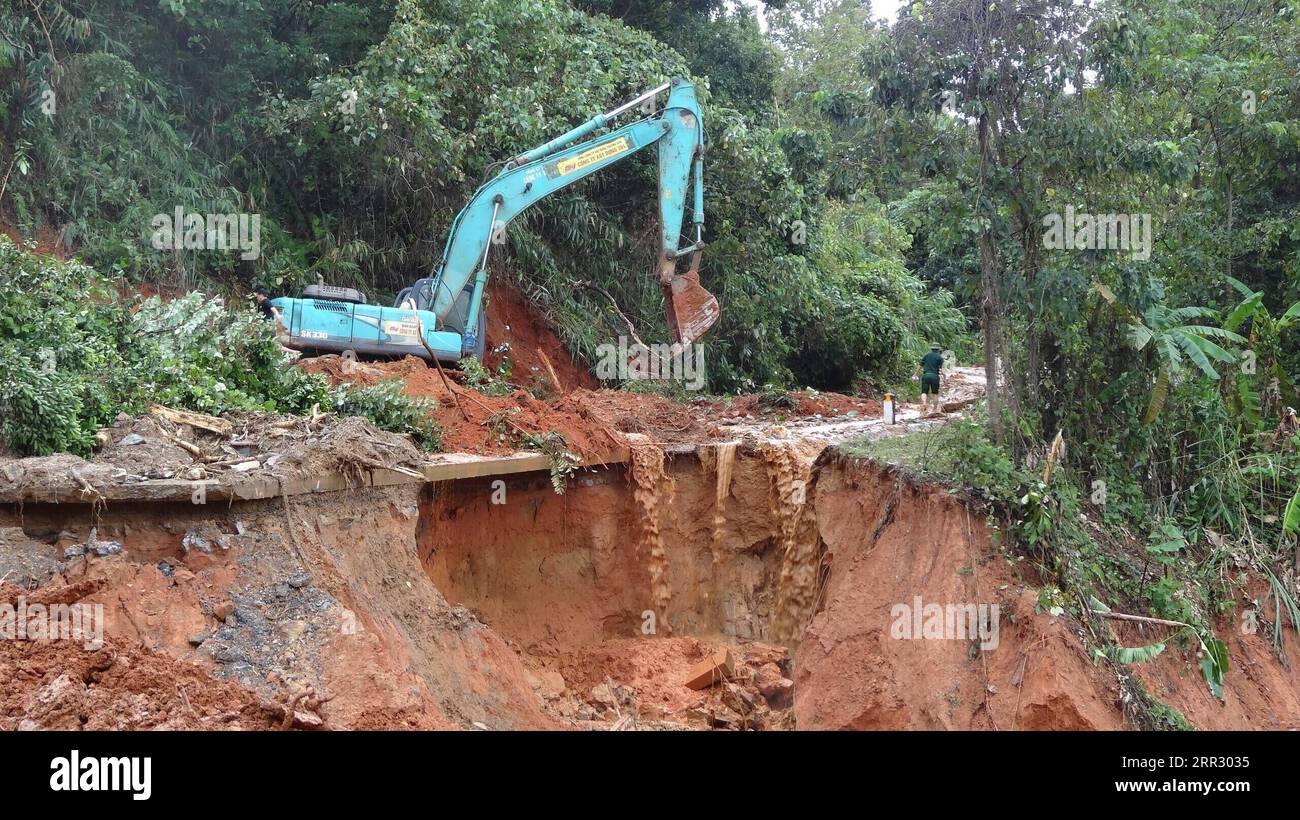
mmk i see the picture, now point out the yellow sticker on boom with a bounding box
[546,137,631,179]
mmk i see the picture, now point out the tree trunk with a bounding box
[977,112,1003,441]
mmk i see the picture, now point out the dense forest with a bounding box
[3,0,1300,698]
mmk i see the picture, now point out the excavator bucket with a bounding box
[661,251,719,347]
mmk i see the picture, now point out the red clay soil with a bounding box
[2,482,560,730]
[0,218,68,259]
[793,456,1300,730]
[484,279,597,393]
[795,458,1126,730]
[302,355,617,457]
[0,582,282,730]
[563,389,715,445]
[1125,577,1300,730]
[300,355,720,456]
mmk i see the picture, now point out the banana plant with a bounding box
[1094,283,1245,423]
[1222,275,1300,418]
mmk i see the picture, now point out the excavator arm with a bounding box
[419,77,719,349]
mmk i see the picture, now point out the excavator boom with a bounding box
[273,78,717,364]
[423,76,718,349]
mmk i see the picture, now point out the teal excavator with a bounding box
[272,78,719,363]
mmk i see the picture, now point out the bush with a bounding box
[0,236,442,455]
[332,381,442,452]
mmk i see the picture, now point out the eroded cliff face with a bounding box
[5,447,1298,730]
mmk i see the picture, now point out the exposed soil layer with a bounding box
[483,279,597,394]
[1,486,555,730]
[715,392,883,420]
[1126,582,1300,730]
[0,218,68,260]
[4,389,1299,729]
[793,458,1124,729]
[299,355,719,457]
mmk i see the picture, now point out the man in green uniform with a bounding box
[915,343,944,414]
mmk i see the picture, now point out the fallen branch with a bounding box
[156,426,205,459]
[413,315,470,422]
[571,279,677,372]
[1089,610,1192,630]
[571,280,649,348]
[150,404,233,436]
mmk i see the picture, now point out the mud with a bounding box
[483,279,597,395]
[628,439,674,634]
[4,348,1299,730]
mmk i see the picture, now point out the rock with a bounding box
[529,669,567,700]
[612,682,635,706]
[743,642,790,668]
[683,647,735,690]
[291,710,324,729]
[280,619,308,641]
[214,647,246,664]
[710,703,744,729]
[187,632,210,646]
[722,682,757,715]
[182,531,214,555]
[755,663,794,700]
[92,540,123,556]
[212,600,236,621]
[287,571,311,589]
[63,545,86,559]
[590,682,618,707]
[119,433,146,446]
[23,673,86,729]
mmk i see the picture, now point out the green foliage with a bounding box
[332,380,442,452]
[1285,486,1300,537]
[1113,642,1167,665]
[0,236,439,454]
[518,431,581,494]
[458,356,512,397]
[0,0,974,393]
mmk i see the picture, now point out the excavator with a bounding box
[271,78,719,364]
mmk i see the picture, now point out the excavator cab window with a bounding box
[406,279,434,311]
